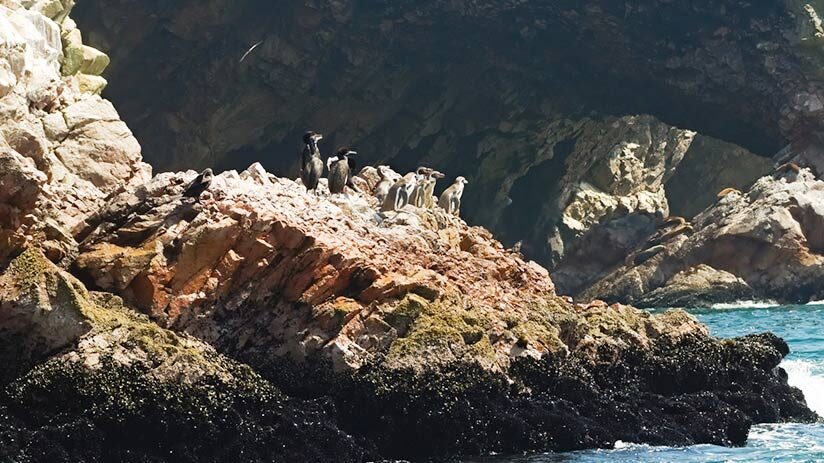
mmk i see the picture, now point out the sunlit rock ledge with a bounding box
[0,3,817,462]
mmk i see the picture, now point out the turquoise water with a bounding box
[465,303,824,463]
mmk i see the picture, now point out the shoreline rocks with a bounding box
[575,169,824,308]
[0,3,818,462]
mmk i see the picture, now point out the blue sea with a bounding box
[464,303,824,463]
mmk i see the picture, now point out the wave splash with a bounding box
[783,359,824,416]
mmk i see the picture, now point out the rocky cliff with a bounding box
[0,2,819,462]
[577,168,824,307]
[72,0,823,272]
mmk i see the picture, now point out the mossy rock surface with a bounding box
[0,250,370,462]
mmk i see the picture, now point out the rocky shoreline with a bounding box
[0,2,819,462]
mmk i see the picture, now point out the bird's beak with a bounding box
[348,151,357,156]
[316,134,323,140]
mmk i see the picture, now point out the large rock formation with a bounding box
[0,249,368,462]
[0,2,819,461]
[71,0,824,269]
[578,168,824,307]
[7,162,818,459]
[0,0,149,267]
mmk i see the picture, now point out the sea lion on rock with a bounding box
[632,245,667,266]
[657,216,687,229]
[717,187,741,199]
[774,162,801,182]
[648,224,694,247]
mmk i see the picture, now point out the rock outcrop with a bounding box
[0,249,368,462]
[0,0,149,267]
[0,2,818,462]
[578,169,824,307]
[71,0,795,271]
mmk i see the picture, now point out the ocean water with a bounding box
[464,303,824,463]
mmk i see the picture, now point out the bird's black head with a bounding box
[337,147,357,158]
[303,131,323,144]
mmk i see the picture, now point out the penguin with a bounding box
[423,170,445,208]
[374,166,397,205]
[300,131,324,194]
[381,172,418,212]
[438,176,469,216]
[183,168,213,200]
[409,167,434,208]
[327,147,357,195]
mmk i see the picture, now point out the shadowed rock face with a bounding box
[72,0,824,268]
[73,0,824,169]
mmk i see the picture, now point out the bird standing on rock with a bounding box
[183,168,214,200]
[300,131,324,194]
[374,166,397,204]
[438,176,469,216]
[381,172,418,212]
[327,148,357,195]
[423,170,445,208]
[409,167,434,208]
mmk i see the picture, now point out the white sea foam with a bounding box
[783,359,824,416]
[708,300,781,310]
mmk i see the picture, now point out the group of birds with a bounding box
[299,131,469,216]
[182,131,470,218]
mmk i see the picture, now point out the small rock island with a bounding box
[0,2,819,462]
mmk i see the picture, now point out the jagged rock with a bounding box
[579,169,824,306]
[638,264,756,308]
[666,135,773,219]
[0,2,149,267]
[0,249,369,462]
[75,163,559,371]
[0,3,817,461]
[65,161,816,457]
[72,0,824,270]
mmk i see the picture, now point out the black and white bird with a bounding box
[327,148,357,195]
[300,131,324,194]
[183,168,214,200]
[438,176,469,216]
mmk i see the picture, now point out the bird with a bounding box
[381,172,418,212]
[327,148,357,195]
[409,167,434,208]
[300,131,324,194]
[239,40,264,63]
[183,168,214,200]
[438,176,469,216]
[423,170,445,208]
[374,166,397,204]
